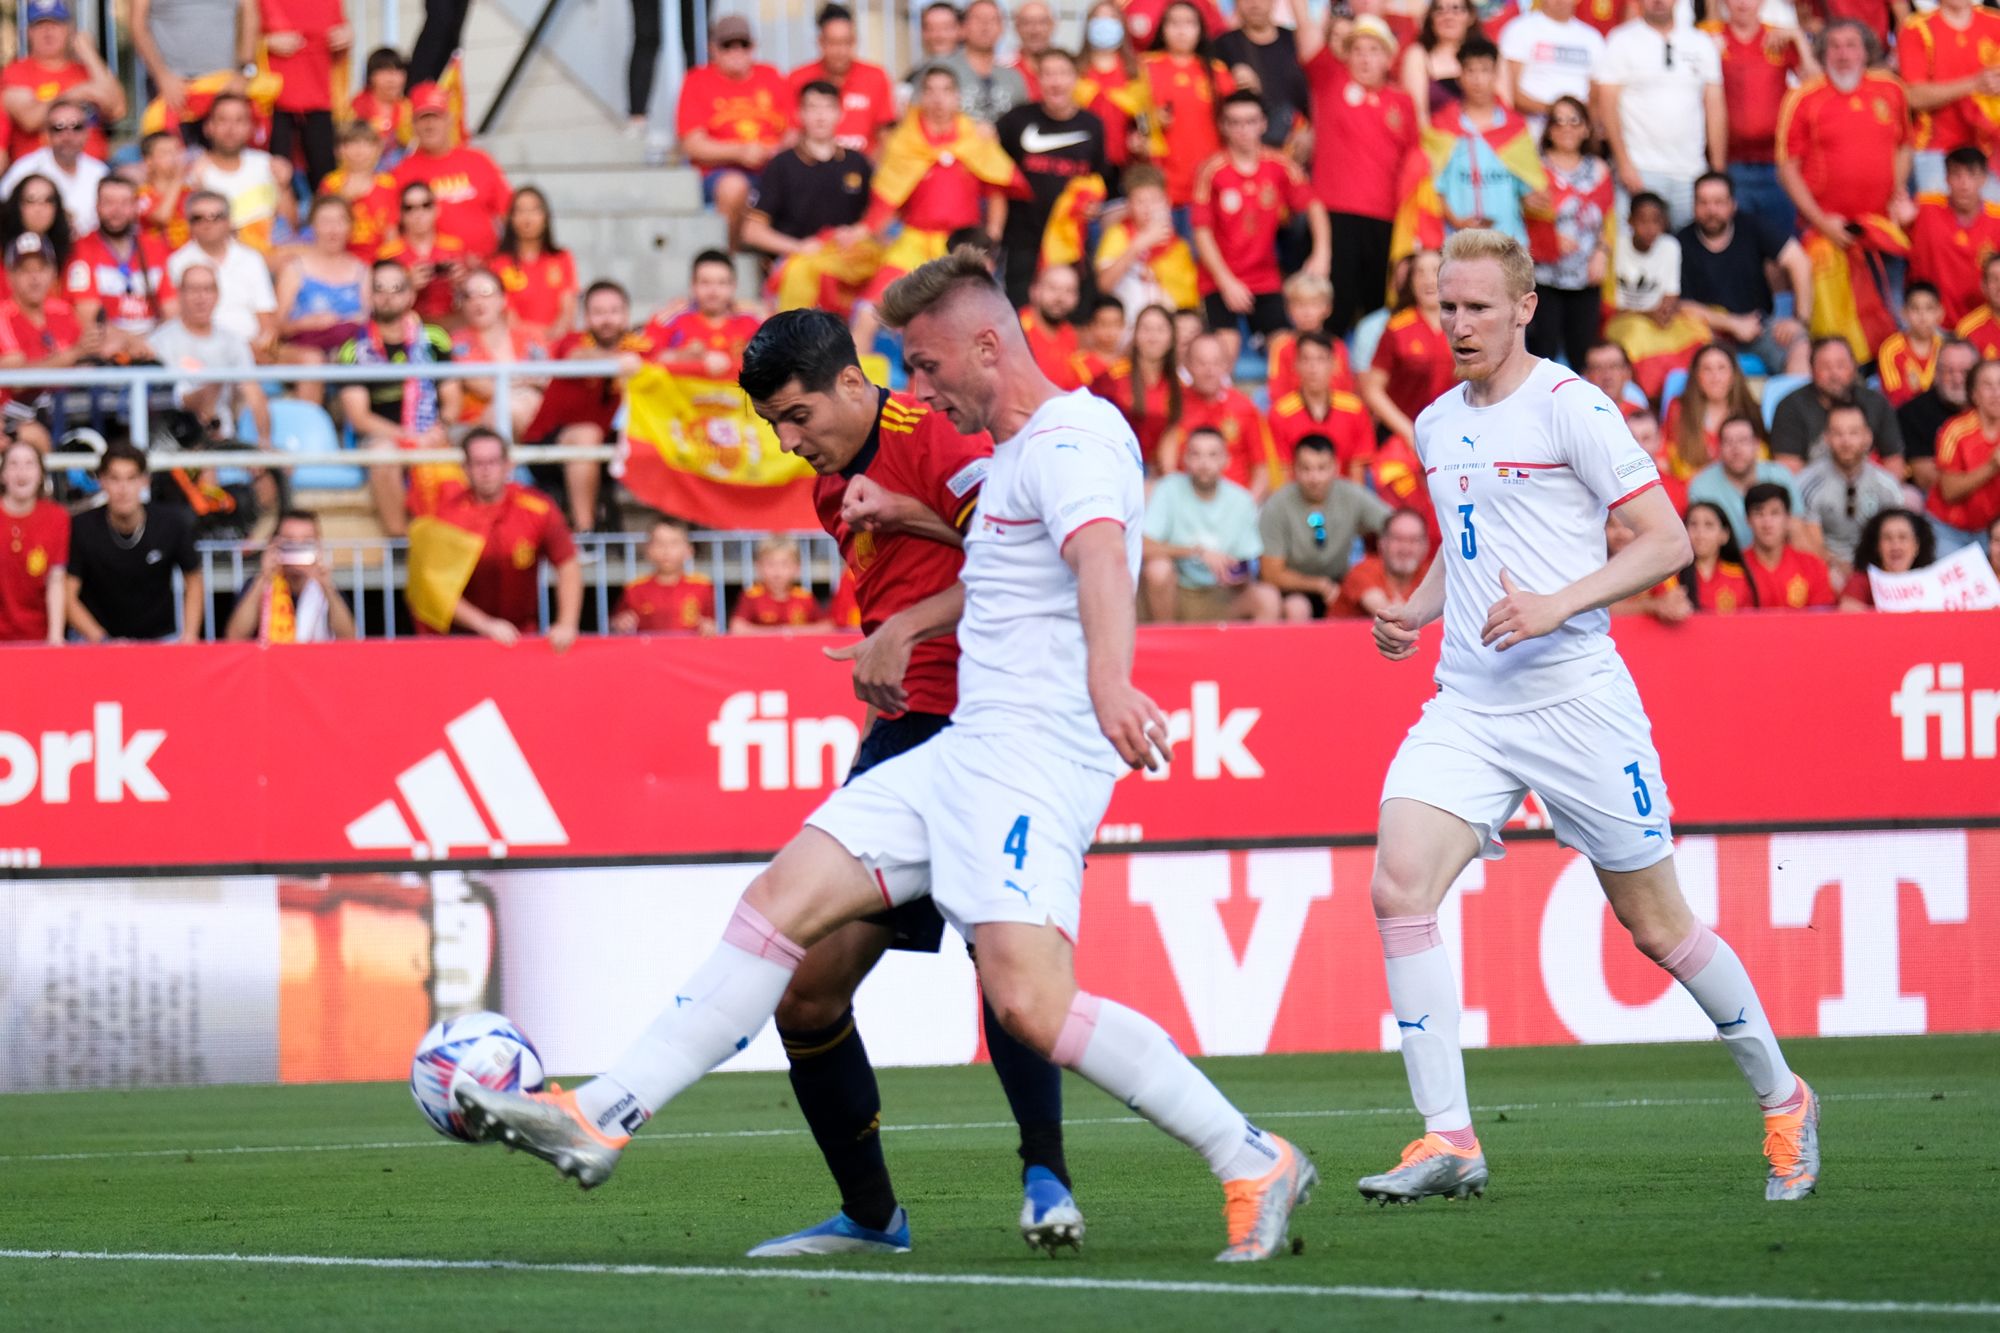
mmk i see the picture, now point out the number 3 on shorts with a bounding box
[1003,815,1031,869]
[1623,761,1653,817]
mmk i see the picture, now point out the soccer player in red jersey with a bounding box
[1191,90,1329,367]
[1742,482,1837,608]
[422,428,582,647]
[788,3,895,157]
[1270,333,1375,482]
[724,307,1080,1257]
[646,249,763,380]
[729,535,834,632]
[1018,263,1082,390]
[1161,331,1280,497]
[612,516,716,635]
[0,439,68,643]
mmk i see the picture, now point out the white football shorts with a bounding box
[1380,663,1674,872]
[805,727,1116,940]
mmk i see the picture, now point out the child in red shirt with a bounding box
[612,516,716,634]
[348,46,411,168]
[729,535,832,632]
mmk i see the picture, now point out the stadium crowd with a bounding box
[1,0,1999,646]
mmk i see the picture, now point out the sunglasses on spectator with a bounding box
[718,36,751,48]
[1307,511,1327,549]
[373,282,411,294]
[48,119,88,133]
[403,198,435,211]
[189,210,228,223]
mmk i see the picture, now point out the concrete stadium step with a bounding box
[516,166,706,216]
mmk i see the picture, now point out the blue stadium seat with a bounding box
[1761,373,1808,428]
[1659,367,1689,417]
[241,398,364,489]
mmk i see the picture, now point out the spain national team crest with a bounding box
[512,541,536,571]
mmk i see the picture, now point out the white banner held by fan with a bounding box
[1868,544,2000,612]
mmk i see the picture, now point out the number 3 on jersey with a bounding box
[1003,815,1031,869]
[1457,503,1477,560]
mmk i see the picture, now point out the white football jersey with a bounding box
[954,389,1146,775]
[1416,356,1662,713]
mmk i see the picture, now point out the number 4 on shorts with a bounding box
[1003,815,1031,869]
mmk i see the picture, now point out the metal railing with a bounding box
[192,528,844,640]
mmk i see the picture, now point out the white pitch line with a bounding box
[0,1248,1994,1319]
[0,1089,1963,1165]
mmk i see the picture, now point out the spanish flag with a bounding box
[1042,173,1107,269]
[405,513,486,633]
[768,231,887,314]
[141,69,285,139]
[871,111,1023,210]
[617,365,818,530]
[1802,215,1908,362]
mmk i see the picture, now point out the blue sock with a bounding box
[983,996,1070,1189]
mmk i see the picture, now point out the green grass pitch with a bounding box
[2,1035,1996,1331]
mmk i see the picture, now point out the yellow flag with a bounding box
[405,515,486,633]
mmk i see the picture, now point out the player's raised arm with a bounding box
[1065,520,1171,771]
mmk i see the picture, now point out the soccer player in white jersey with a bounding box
[455,248,1317,1262]
[1360,230,1819,1206]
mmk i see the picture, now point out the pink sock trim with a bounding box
[1659,923,1720,982]
[722,900,806,969]
[1763,1074,1807,1114]
[1050,991,1103,1070]
[1377,914,1443,959]
[1433,1125,1479,1150]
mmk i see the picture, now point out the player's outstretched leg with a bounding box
[455,829,883,1190]
[1359,798,1490,1205]
[1602,862,1819,1201]
[977,922,1315,1263]
[981,994,1082,1252]
[748,920,912,1257]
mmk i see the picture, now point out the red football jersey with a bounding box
[1266,330,1356,404]
[1020,310,1082,390]
[430,482,577,632]
[487,249,578,334]
[1090,362,1175,470]
[1373,308,1457,426]
[645,309,764,377]
[375,233,470,321]
[392,145,513,257]
[1875,332,1939,408]
[618,571,715,633]
[0,499,69,641]
[812,389,992,717]
[64,232,175,334]
[677,63,793,171]
[1692,560,1756,613]
[1176,385,1278,491]
[2,57,111,159]
[1705,21,1799,165]
[1745,545,1837,609]
[788,59,896,154]
[1191,150,1311,297]
[1269,389,1377,474]
[733,583,826,627]
[1908,200,2000,326]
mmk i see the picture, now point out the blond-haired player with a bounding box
[1361,229,1820,1205]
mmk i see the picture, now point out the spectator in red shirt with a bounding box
[391,82,512,258]
[1743,480,1838,608]
[525,280,656,533]
[647,248,763,379]
[731,535,833,633]
[65,175,176,343]
[1359,248,1453,447]
[1928,357,2000,551]
[487,185,576,340]
[789,4,895,157]
[260,0,351,188]
[1143,1,1237,210]
[1091,300,1181,471]
[136,131,191,253]
[377,181,470,324]
[1297,14,1419,334]
[1019,262,1082,389]
[1265,271,1337,401]
[1898,0,2000,199]
[1270,331,1375,482]
[0,231,92,381]
[349,46,411,166]
[1679,499,1758,613]
[1008,1,1057,99]
[1070,292,1126,387]
[323,121,400,259]
[1840,507,1937,609]
[678,14,792,250]
[452,268,548,437]
[1954,251,2000,360]
[1191,89,1328,367]
[1,0,124,165]
[613,516,717,634]
[1702,0,1815,240]
[1877,282,1944,410]
[1160,331,1279,498]
[1909,147,2000,329]
[0,439,67,643]
[1332,506,1433,616]
[424,428,582,647]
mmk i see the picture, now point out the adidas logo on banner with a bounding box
[345,699,569,860]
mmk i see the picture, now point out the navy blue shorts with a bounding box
[851,711,953,952]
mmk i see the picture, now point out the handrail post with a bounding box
[130,379,149,454]
[495,366,514,445]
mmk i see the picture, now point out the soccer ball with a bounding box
[410,1010,546,1142]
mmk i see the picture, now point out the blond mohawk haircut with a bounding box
[878,246,1007,331]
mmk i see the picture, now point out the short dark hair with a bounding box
[1905,280,1942,306]
[1296,330,1335,354]
[1744,481,1792,516]
[461,426,507,457]
[651,513,693,538]
[584,279,630,306]
[1293,433,1336,460]
[1457,33,1500,64]
[1220,89,1266,115]
[97,440,145,478]
[1717,413,1760,440]
[816,3,854,26]
[921,64,961,91]
[922,0,959,17]
[1810,334,1855,365]
[1970,358,2000,395]
[276,508,321,530]
[1088,293,1125,320]
[798,78,841,104]
[739,308,862,401]
[1825,400,1870,428]
[1585,340,1632,369]
[205,91,252,119]
[140,130,178,156]
[1629,191,1668,219]
[370,257,410,282]
[945,226,999,263]
[691,248,734,278]
[1184,425,1229,451]
[1695,170,1734,198]
[1038,47,1079,72]
[1945,145,1989,174]
[95,174,135,198]
[365,46,406,76]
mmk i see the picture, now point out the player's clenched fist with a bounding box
[1374,602,1424,660]
[1093,680,1174,772]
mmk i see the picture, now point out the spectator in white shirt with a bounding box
[0,96,107,233]
[167,189,279,352]
[1594,0,1725,227]
[1499,0,1606,136]
[147,262,274,447]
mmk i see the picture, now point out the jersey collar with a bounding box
[842,386,890,480]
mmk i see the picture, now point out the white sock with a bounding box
[1380,918,1474,1139]
[1661,924,1797,1109]
[1051,992,1279,1182]
[577,900,805,1136]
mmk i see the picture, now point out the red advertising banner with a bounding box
[1,613,1996,874]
